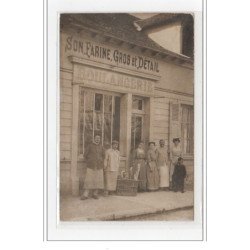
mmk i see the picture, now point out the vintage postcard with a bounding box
[45,0,204,241]
[60,13,195,221]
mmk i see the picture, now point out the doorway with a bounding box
[131,96,147,151]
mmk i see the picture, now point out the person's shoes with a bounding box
[93,195,99,199]
[181,190,185,193]
[80,196,88,200]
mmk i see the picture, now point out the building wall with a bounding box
[157,60,194,95]
[60,68,73,194]
[59,28,194,195]
[147,22,182,54]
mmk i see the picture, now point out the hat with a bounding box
[173,138,180,143]
[178,157,183,161]
[112,140,119,145]
[148,141,155,146]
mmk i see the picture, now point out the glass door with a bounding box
[131,114,143,151]
[131,96,146,151]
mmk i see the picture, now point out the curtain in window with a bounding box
[181,105,194,154]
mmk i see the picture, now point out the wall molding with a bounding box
[155,86,194,98]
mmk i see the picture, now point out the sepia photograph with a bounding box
[59,13,195,222]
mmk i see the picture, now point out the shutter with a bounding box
[169,101,182,149]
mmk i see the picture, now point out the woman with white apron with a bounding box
[156,139,169,190]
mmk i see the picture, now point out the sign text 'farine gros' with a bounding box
[65,36,160,73]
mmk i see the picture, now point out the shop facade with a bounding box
[60,14,194,196]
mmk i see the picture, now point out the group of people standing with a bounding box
[81,134,120,200]
[131,138,186,193]
[80,134,186,200]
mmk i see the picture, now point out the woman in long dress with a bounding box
[132,141,147,192]
[156,139,170,190]
[146,142,159,191]
[170,138,182,188]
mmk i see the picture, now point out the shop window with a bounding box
[181,104,194,154]
[78,88,120,157]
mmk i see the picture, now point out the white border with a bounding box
[45,0,204,241]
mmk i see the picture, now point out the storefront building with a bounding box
[60,14,194,196]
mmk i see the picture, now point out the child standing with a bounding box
[172,157,187,193]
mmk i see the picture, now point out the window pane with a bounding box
[94,93,103,139]
[94,112,102,131]
[78,87,85,155]
[131,115,142,150]
[104,95,112,113]
[113,96,120,142]
[132,98,143,110]
[85,91,94,111]
[84,91,94,151]
[95,93,103,111]
[79,90,121,155]
[104,113,111,149]
[181,104,194,154]
[103,95,112,149]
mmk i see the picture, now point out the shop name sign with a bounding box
[73,65,154,95]
[64,35,160,74]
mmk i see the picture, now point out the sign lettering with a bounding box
[74,65,155,95]
[65,35,160,74]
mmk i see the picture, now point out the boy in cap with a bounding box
[104,140,120,196]
[172,157,187,193]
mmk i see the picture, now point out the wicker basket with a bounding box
[116,178,139,196]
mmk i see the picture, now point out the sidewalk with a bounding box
[60,190,194,221]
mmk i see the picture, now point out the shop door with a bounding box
[131,114,143,151]
[131,96,146,151]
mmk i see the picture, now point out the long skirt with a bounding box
[133,159,147,191]
[84,168,104,190]
[159,164,170,188]
[104,171,118,191]
[146,161,159,191]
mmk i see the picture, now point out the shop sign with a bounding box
[73,64,155,95]
[63,34,160,75]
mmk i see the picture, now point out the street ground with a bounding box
[119,207,193,221]
[60,190,194,221]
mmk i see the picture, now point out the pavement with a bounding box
[60,190,194,221]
